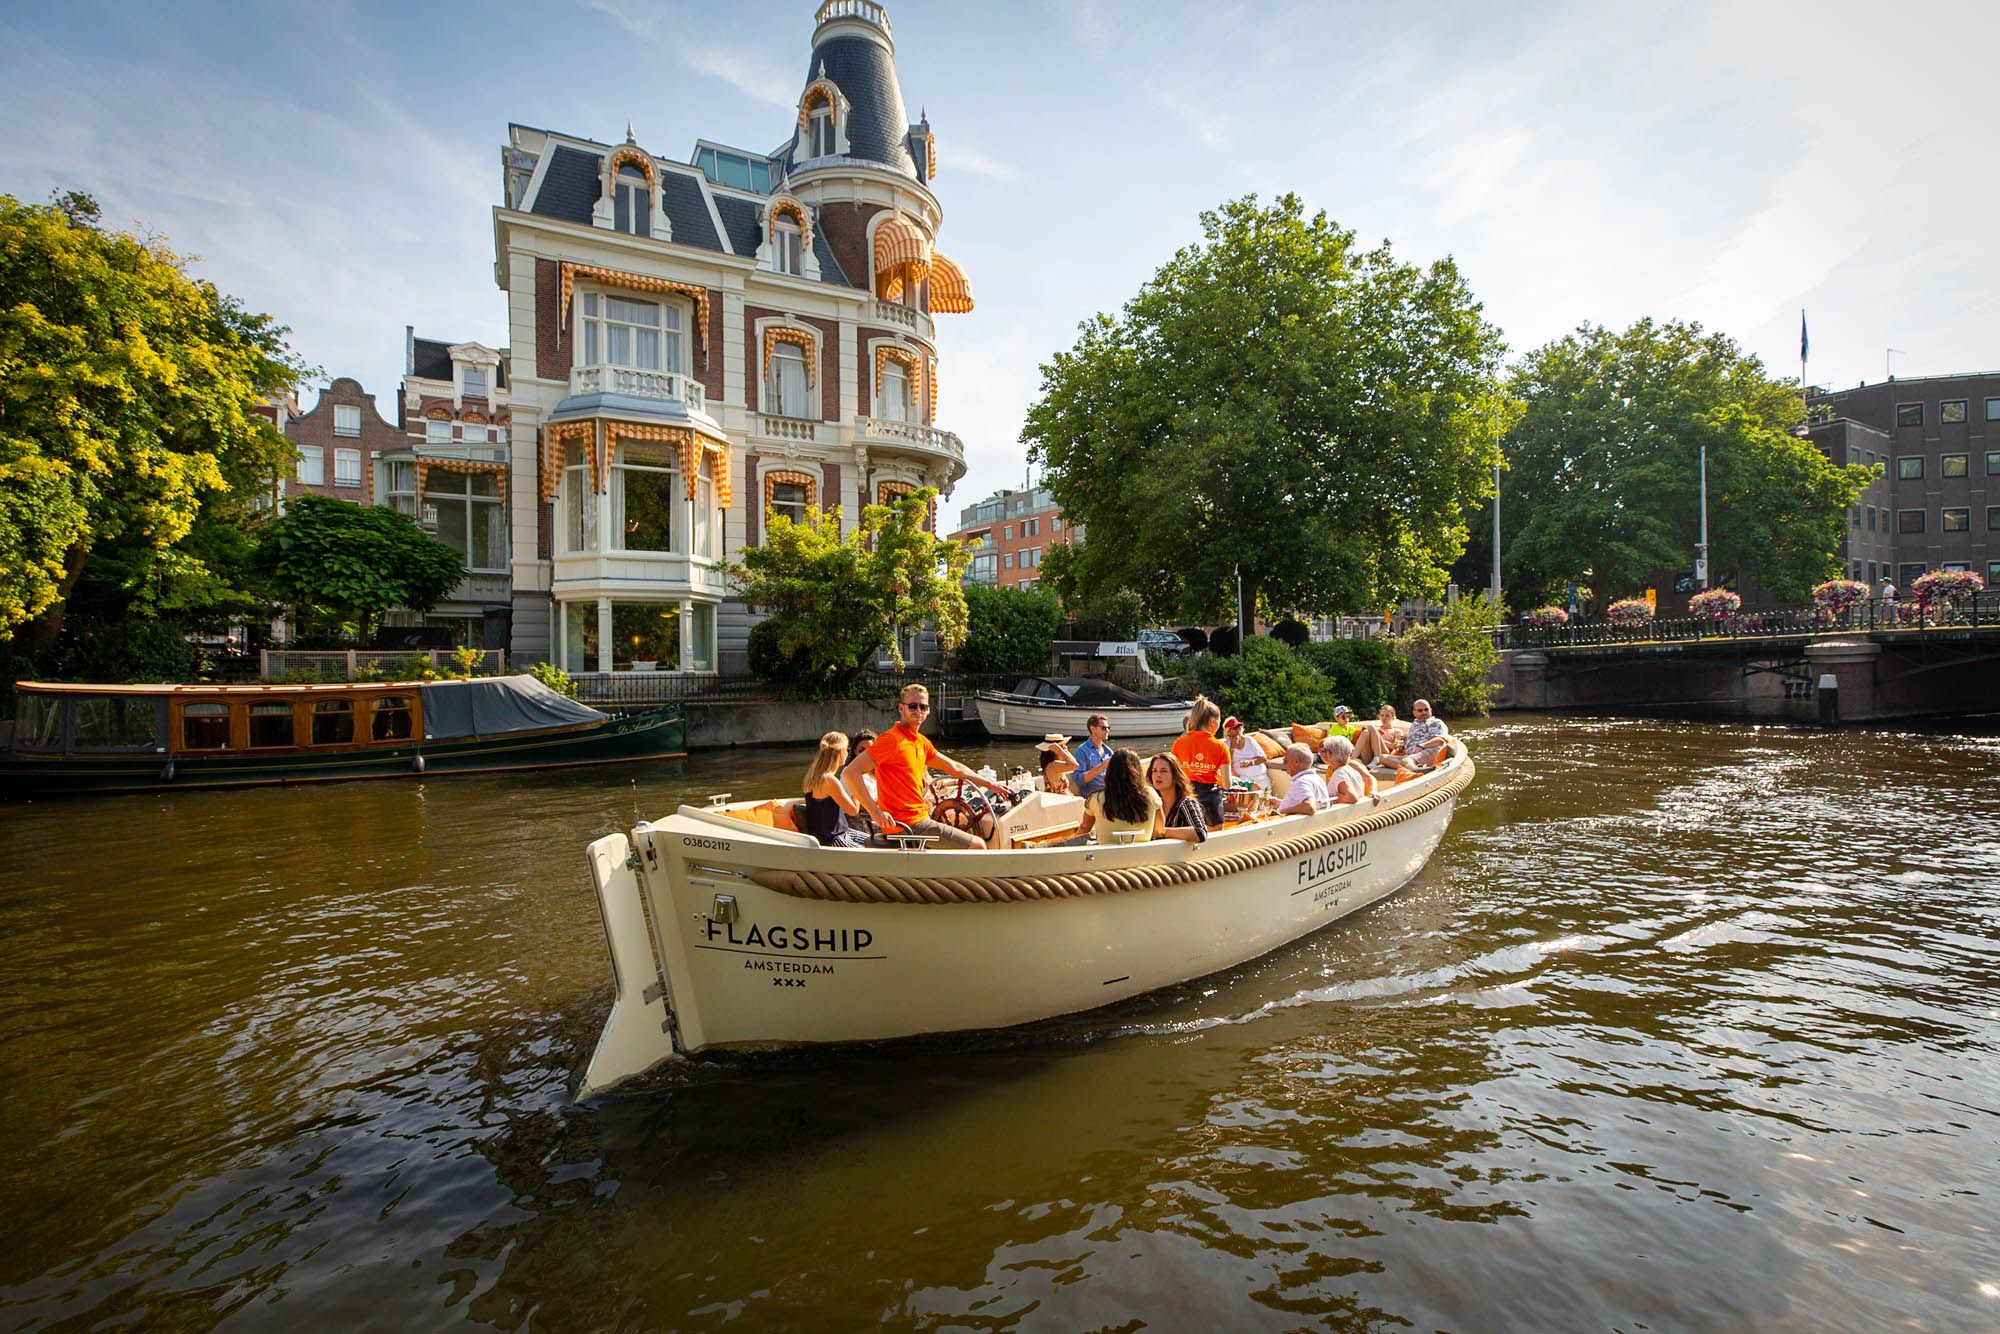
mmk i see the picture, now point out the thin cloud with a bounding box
[947,143,1023,184]
[683,45,798,111]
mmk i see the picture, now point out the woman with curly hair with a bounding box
[1148,751,1208,843]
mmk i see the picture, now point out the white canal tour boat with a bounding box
[972,675,1192,740]
[576,734,1473,1098]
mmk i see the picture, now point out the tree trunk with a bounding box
[21,542,89,657]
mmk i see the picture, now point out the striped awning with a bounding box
[873,214,931,301]
[929,251,973,313]
[560,262,710,352]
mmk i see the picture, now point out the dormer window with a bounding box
[613,164,651,237]
[774,219,803,276]
[461,365,488,399]
[809,104,835,158]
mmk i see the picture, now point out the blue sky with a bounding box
[4,0,1996,516]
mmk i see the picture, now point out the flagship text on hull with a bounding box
[577,733,1473,1098]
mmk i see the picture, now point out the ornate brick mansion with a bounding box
[493,0,970,673]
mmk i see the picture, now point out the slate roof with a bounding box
[411,338,454,382]
[658,168,722,252]
[712,195,762,259]
[808,34,916,177]
[530,145,602,225]
[812,229,855,288]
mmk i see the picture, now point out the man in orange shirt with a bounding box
[1170,695,1232,824]
[845,683,1012,850]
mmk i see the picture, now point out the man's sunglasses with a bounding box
[901,701,931,712]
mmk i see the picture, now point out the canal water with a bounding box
[3,717,1998,1330]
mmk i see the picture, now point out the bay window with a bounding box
[562,439,596,552]
[692,452,718,559]
[385,461,417,516]
[611,440,678,553]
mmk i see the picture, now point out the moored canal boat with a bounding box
[577,737,1472,1097]
[2,675,684,796]
[973,675,1192,740]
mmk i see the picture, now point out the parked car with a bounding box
[1138,628,1190,655]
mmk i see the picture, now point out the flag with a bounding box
[1800,309,1809,363]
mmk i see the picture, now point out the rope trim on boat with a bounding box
[747,756,1475,904]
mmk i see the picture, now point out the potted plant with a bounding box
[1688,588,1742,624]
[1812,578,1869,622]
[1522,605,1569,629]
[1910,569,1984,621]
[1607,597,1654,632]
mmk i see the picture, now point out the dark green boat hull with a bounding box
[1,707,684,797]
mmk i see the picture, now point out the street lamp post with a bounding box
[1696,444,1709,591]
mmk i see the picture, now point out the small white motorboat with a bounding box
[576,736,1474,1097]
[973,675,1191,740]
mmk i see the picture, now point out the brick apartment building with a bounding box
[1807,371,2000,590]
[492,0,973,673]
[281,377,403,505]
[947,486,1079,590]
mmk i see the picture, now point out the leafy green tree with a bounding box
[1296,637,1410,713]
[258,494,464,641]
[1185,636,1336,730]
[0,192,303,649]
[1399,593,1502,715]
[730,490,969,693]
[1022,193,1510,628]
[1035,540,1142,639]
[1485,319,1871,605]
[956,584,1061,675]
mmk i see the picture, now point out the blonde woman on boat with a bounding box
[1148,751,1208,843]
[801,732,869,847]
[1171,696,1231,825]
[1353,703,1407,767]
[1071,748,1162,844]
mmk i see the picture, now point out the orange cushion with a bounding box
[1252,731,1283,759]
[769,801,800,832]
[1291,723,1327,749]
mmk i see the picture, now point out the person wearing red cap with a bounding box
[1222,716,1269,791]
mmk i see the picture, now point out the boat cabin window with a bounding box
[72,696,159,751]
[311,699,355,745]
[182,702,232,750]
[372,696,414,742]
[15,694,64,751]
[248,702,295,748]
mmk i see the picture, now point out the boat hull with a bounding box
[0,706,685,796]
[973,695,1188,739]
[580,746,1471,1097]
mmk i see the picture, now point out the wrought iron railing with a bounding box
[1508,592,2000,649]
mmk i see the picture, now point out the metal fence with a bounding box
[570,668,1025,708]
[260,649,507,680]
[1508,593,2000,650]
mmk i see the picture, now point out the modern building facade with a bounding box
[493,0,970,674]
[949,486,1078,590]
[1807,372,2000,589]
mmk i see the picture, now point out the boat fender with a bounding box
[160,758,175,782]
[412,754,426,774]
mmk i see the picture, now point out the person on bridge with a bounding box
[1881,579,1898,626]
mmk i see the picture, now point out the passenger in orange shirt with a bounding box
[845,683,1012,849]
[1170,695,1232,825]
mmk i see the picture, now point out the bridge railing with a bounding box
[1509,591,2000,649]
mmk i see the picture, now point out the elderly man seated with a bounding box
[1275,743,1331,814]
[1370,698,1449,775]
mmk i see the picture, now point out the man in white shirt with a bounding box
[1275,743,1330,814]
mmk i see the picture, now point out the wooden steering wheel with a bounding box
[925,775,996,834]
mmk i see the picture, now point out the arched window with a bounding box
[613,164,650,237]
[809,103,835,158]
[773,219,803,276]
[765,470,816,528]
[878,360,910,422]
[766,340,811,418]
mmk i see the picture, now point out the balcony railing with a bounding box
[855,416,964,464]
[866,300,933,341]
[570,364,706,412]
[815,0,890,37]
[755,414,819,443]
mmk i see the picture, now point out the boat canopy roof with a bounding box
[419,675,604,739]
[1004,676,1184,709]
